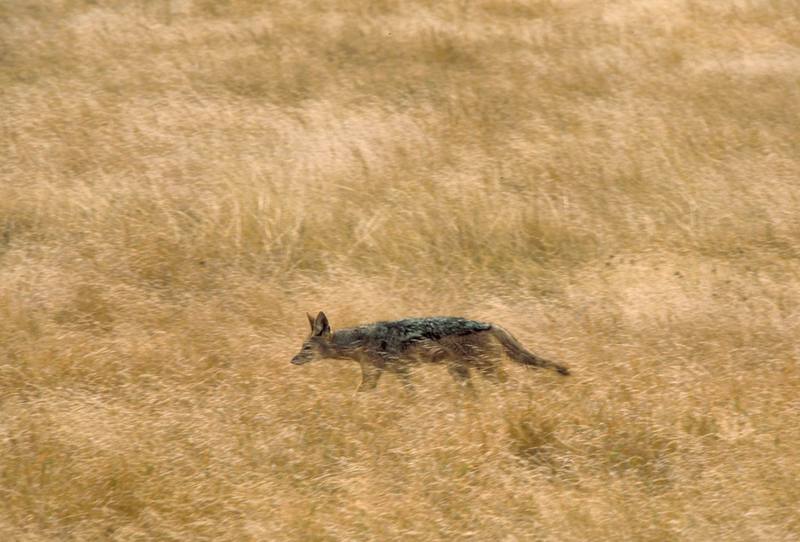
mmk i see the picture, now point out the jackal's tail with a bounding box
[491,326,570,376]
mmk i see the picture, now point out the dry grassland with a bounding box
[2,0,800,540]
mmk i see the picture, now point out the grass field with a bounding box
[2,0,800,539]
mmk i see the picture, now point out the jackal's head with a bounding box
[291,311,332,365]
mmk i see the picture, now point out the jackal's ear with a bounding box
[307,312,316,332]
[313,311,331,337]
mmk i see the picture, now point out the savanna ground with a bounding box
[2,0,800,540]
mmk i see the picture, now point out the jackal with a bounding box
[291,312,569,392]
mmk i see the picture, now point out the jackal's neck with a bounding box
[323,329,361,361]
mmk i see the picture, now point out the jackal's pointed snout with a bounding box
[291,355,306,365]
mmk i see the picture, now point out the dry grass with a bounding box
[2,0,800,539]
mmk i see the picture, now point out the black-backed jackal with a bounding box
[291,312,569,392]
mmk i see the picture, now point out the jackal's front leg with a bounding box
[389,364,415,392]
[356,365,382,392]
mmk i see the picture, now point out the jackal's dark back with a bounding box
[339,317,492,351]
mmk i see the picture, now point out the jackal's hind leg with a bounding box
[476,363,508,383]
[453,338,507,384]
[447,364,474,390]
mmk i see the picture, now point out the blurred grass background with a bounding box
[1,0,799,539]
